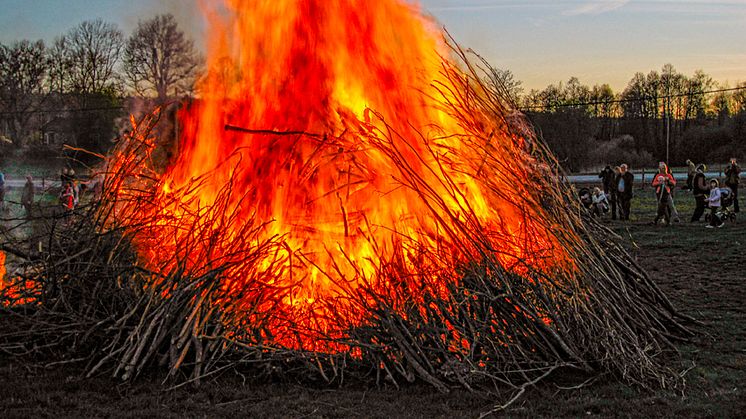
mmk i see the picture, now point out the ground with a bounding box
[1,187,745,418]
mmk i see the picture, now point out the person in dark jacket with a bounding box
[724,157,740,213]
[598,165,615,194]
[690,164,708,222]
[21,174,35,218]
[609,166,621,220]
[617,164,634,220]
[685,159,696,190]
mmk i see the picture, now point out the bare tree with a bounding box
[485,66,523,105]
[64,19,124,93]
[47,36,72,94]
[0,40,48,145]
[123,14,200,102]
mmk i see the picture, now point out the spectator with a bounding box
[652,162,676,226]
[60,182,75,212]
[598,165,615,194]
[685,159,696,190]
[21,175,35,218]
[617,164,634,221]
[61,168,69,187]
[724,157,740,213]
[91,174,104,201]
[705,179,724,228]
[609,166,621,220]
[691,164,708,222]
[591,187,609,217]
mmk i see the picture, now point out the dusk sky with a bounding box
[0,0,744,91]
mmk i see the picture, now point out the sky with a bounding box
[0,0,744,91]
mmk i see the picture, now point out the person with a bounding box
[61,168,69,187]
[72,179,80,208]
[91,173,103,201]
[617,164,634,221]
[652,162,676,226]
[691,164,708,222]
[598,165,615,195]
[609,166,621,220]
[0,171,5,212]
[705,179,724,228]
[724,157,740,213]
[21,174,35,218]
[591,187,609,217]
[685,159,696,191]
[60,182,75,212]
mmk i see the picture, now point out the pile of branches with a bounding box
[0,46,695,408]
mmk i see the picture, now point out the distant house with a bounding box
[40,116,75,147]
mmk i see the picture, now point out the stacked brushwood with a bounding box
[0,44,696,409]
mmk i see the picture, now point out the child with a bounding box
[591,187,609,217]
[705,179,723,228]
[60,182,75,212]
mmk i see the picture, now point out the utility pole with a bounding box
[666,81,670,166]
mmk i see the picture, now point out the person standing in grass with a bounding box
[685,159,696,190]
[21,174,35,218]
[724,157,740,213]
[609,166,621,220]
[652,162,676,225]
[705,179,724,228]
[598,165,615,195]
[60,182,74,212]
[617,164,634,221]
[691,164,708,222]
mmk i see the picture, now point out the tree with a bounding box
[64,19,124,94]
[0,40,48,144]
[485,66,523,105]
[47,37,72,93]
[123,14,200,103]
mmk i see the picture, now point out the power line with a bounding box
[0,105,124,116]
[519,86,746,111]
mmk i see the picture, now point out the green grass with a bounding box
[1,191,745,418]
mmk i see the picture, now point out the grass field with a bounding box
[1,187,745,418]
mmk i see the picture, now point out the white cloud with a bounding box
[562,0,630,16]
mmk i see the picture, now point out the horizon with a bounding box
[0,0,744,91]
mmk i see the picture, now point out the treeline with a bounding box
[0,14,199,162]
[495,65,746,172]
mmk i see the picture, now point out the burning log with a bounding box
[1,0,694,409]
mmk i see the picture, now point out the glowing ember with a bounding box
[112,0,577,349]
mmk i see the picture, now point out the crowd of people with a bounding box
[588,158,741,228]
[0,167,104,219]
[594,163,635,221]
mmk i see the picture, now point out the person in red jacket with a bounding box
[652,162,676,226]
[60,182,75,212]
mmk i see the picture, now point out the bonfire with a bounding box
[1,0,693,409]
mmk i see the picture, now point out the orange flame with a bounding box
[116,0,576,349]
[0,251,5,281]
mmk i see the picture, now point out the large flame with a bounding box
[119,0,576,349]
